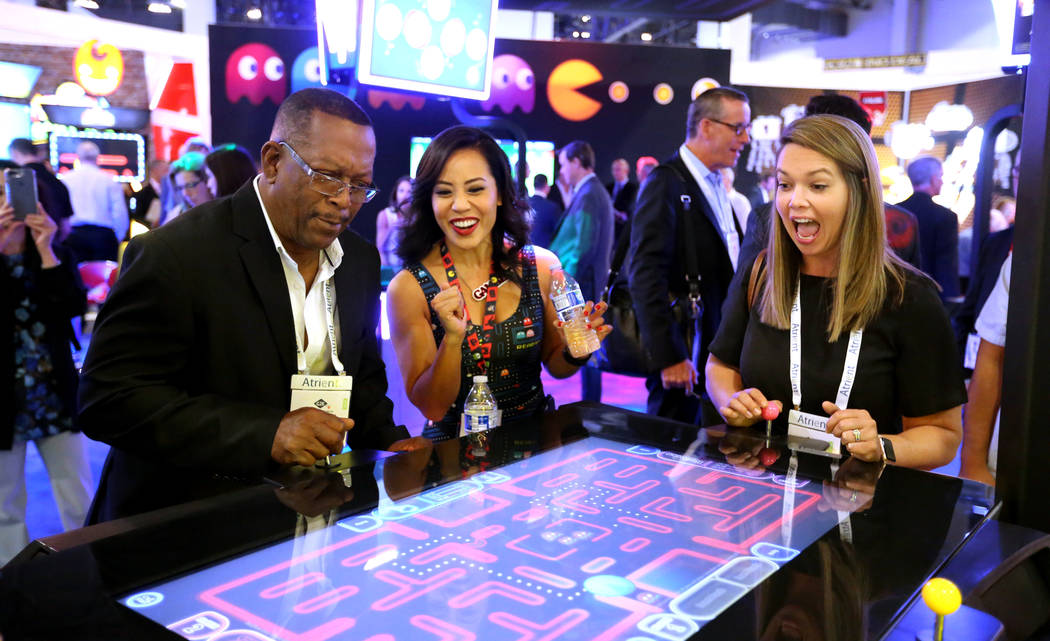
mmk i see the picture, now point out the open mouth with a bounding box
[450,218,480,235]
[792,218,820,243]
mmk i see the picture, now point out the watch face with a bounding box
[881,437,896,462]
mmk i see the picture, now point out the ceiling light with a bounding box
[169,0,186,8]
[572,30,580,38]
[581,15,591,22]
[74,0,99,8]
[246,7,262,19]
[641,32,652,41]
[147,1,172,13]
[581,31,591,39]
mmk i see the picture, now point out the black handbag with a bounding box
[594,165,702,377]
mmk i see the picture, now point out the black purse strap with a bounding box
[663,163,702,315]
[602,163,701,306]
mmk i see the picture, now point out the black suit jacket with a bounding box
[900,192,960,298]
[79,183,406,522]
[605,179,639,215]
[627,154,735,371]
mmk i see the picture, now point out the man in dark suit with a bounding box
[900,157,960,300]
[8,138,74,241]
[550,140,614,402]
[79,89,422,523]
[629,87,750,427]
[527,173,562,249]
[605,158,639,244]
[738,94,924,273]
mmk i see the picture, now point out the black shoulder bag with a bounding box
[594,164,702,377]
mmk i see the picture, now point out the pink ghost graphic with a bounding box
[226,43,286,106]
[481,54,534,114]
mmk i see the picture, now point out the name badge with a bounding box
[290,374,352,419]
[787,409,841,457]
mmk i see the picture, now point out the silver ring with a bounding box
[849,491,858,502]
[852,429,862,443]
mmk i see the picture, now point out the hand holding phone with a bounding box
[2,167,38,221]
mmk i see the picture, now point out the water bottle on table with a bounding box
[462,375,500,436]
[549,267,600,359]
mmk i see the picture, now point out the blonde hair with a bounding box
[759,115,913,341]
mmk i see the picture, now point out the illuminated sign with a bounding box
[824,53,926,71]
[357,0,498,100]
[0,61,42,99]
[51,130,146,183]
[74,40,125,96]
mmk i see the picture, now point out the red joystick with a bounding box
[759,448,780,467]
[761,404,780,421]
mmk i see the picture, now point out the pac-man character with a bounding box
[226,43,286,106]
[481,54,534,114]
[547,59,602,122]
[74,40,124,96]
[367,89,425,111]
[291,47,325,93]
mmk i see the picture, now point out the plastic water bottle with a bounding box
[462,375,499,435]
[549,267,600,359]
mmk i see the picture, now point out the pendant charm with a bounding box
[472,284,488,301]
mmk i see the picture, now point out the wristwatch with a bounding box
[879,436,896,463]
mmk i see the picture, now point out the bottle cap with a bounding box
[473,375,488,383]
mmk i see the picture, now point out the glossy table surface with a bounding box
[0,402,996,641]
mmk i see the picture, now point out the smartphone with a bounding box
[3,167,38,221]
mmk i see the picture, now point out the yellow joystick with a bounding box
[921,577,962,641]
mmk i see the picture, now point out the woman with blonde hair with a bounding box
[706,115,964,469]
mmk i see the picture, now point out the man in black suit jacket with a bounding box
[605,158,639,244]
[527,173,562,249]
[900,157,960,300]
[79,89,420,523]
[628,87,750,428]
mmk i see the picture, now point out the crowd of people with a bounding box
[0,84,1018,564]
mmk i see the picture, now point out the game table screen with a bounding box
[120,436,854,640]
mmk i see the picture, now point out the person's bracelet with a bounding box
[562,348,591,367]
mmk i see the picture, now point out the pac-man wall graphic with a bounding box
[226,43,286,106]
[481,54,534,114]
[367,89,426,111]
[608,81,629,104]
[547,59,602,122]
[291,47,325,93]
[74,40,124,97]
[653,83,674,106]
[691,77,720,100]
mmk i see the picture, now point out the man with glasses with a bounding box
[79,88,422,523]
[627,87,751,430]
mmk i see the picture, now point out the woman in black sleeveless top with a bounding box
[386,127,611,440]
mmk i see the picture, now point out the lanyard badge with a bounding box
[785,278,863,458]
[288,278,354,467]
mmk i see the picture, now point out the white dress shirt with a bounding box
[253,176,343,375]
[679,144,740,271]
[61,163,130,237]
[976,253,1011,348]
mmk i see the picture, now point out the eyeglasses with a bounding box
[707,118,752,137]
[277,141,379,203]
[175,179,203,192]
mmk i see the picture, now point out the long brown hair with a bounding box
[759,115,915,341]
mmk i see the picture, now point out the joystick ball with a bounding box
[922,578,962,616]
[759,448,779,467]
[761,405,780,421]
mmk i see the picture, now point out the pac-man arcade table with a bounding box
[2,403,1047,640]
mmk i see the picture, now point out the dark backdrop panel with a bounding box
[209,26,730,242]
